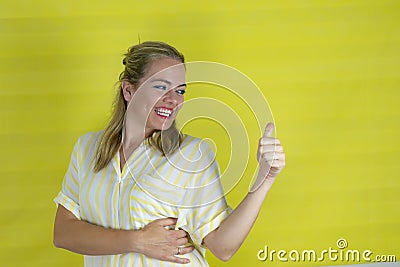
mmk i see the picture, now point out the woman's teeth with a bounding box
[155,108,172,117]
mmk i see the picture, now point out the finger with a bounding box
[268,157,285,166]
[263,122,275,138]
[172,229,188,239]
[261,152,285,161]
[176,237,189,246]
[259,144,284,153]
[177,245,195,255]
[155,217,178,227]
[166,255,190,264]
[271,160,285,168]
[259,137,280,145]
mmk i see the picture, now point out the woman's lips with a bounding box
[154,107,173,118]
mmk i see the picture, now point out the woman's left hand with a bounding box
[204,122,286,259]
[251,122,285,192]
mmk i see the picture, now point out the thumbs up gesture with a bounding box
[252,122,285,192]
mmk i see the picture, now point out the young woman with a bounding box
[53,41,285,266]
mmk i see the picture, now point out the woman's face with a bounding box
[123,57,186,136]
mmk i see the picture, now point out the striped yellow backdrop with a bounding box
[0,1,399,266]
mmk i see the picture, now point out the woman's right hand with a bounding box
[134,217,194,264]
[54,205,193,263]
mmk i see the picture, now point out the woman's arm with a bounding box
[54,205,194,264]
[203,123,285,261]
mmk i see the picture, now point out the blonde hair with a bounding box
[94,41,185,172]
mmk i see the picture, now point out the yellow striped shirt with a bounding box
[54,131,231,267]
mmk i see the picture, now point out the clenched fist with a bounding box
[250,122,285,192]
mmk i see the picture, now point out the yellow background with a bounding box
[0,0,399,266]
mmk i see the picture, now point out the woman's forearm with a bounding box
[203,178,273,261]
[53,205,137,255]
[54,205,194,264]
[204,123,285,261]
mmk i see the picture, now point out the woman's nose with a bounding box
[163,90,178,104]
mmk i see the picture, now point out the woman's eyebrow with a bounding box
[151,78,186,88]
[176,83,187,88]
[150,78,172,85]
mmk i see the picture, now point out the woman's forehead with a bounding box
[143,58,186,84]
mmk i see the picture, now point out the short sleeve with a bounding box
[188,188,232,249]
[53,137,81,219]
[177,140,232,251]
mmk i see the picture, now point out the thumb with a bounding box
[263,122,275,138]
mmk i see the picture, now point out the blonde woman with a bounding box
[53,41,285,266]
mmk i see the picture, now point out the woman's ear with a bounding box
[121,80,135,102]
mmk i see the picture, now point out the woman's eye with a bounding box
[176,89,186,95]
[154,85,167,90]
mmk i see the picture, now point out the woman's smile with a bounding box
[154,106,173,118]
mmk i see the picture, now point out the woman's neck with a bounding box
[122,124,154,150]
